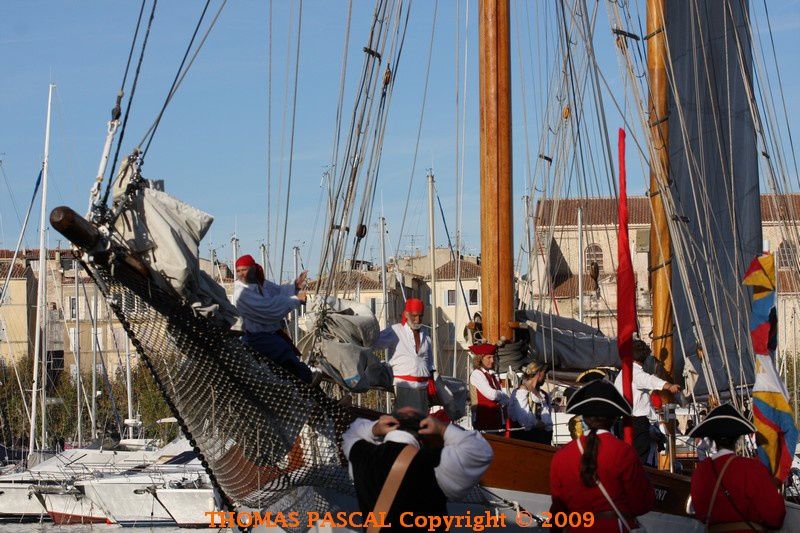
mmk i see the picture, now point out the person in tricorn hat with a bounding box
[469,343,509,431]
[232,254,313,383]
[550,380,655,532]
[374,298,435,412]
[688,403,785,532]
[508,360,553,444]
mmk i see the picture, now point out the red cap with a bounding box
[235,254,257,269]
[469,343,497,356]
[401,298,425,325]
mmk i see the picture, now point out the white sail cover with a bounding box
[111,163,237,325]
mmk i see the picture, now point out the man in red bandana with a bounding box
[374,298,434,412]
[232,254,313,383]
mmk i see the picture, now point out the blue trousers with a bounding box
[242,331,313,384]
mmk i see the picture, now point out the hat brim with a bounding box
[566,379,632,418]
[687,414,756,439]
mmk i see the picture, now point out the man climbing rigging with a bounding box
[232,254,313,384]
[374,298,436,412]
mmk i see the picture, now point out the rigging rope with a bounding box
[139,0,213,158]
[102,0,158,209]
[139,0,228,158]
[278,0,304,280]
[393,0,438,261]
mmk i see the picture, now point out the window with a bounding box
[777,241,797,270]
[468,289,479,306]
[47,350,65,371]
[446,290,456,306]
[585,244,603,273]
[69,296,77,319]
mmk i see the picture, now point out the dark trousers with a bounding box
[242,331,313,384]
[632,416,654,466]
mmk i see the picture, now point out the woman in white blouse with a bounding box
[508,361,553,444]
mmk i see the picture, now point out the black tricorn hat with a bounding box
[687,403,755,439]
[576,368,607,384]
[566,379,631,418]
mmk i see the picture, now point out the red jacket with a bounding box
[550,432,655,532]
[690,453,785,531]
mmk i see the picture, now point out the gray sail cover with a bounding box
[518,310,621,370]
[666,0,760,396]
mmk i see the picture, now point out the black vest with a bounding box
[349,440,447,532]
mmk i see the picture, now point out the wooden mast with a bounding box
[479,0,514,344]
[647,0,674,380]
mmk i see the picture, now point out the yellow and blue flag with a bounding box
[744,253,798,482]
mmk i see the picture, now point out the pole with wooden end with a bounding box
[479,0,514,345]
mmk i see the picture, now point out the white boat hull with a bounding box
[39,489,108,525]
[156,487,219,527]
[80,476,174,527]
[0,482,47,520]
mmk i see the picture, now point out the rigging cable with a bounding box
[139,0,213,158]
[393,0,438,261]
[139,0,228,158]
[102,0,158,209]
[278,0,304,280]
[266,0,274,278]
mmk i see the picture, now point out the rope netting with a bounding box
[85,255,356,513]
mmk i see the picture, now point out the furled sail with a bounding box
[665,0,761,396]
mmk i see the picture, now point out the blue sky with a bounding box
[1,0,799,281]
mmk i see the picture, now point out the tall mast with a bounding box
[479,0,514,344]
[427,170,439,370]
[28,83,55,457]
[647,0,673,380]
[74,259,82,447]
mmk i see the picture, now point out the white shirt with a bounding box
[341,418,493,500]
[374,323,433,388]
[613,362,666,420]
[508,387,553,431]
[469,368,509,406]
[232,279,302,334]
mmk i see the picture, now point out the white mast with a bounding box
[74,259,82,446]
[231,234,240,274]
[578,206,584,323]
[427,170,439,371]
[379,216,389,328]
[91,289,98,440]
[293,245,300,341]
[28,83,54,458]
[125,338,133,439]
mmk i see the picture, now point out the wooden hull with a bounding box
[482,434,692,516]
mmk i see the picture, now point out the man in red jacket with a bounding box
[688,403,785,532]
[550,380,655,532]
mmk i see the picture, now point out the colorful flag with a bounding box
[744,253,798,482]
